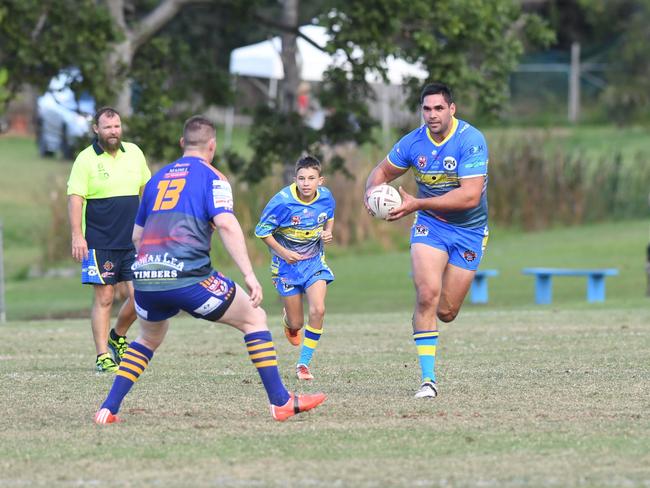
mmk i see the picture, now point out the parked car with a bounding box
[35,68,95,159]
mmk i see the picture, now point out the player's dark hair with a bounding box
[183,115,216,147]
[94,106,120,125]
[295,155,322,175]
[419,83,454,105]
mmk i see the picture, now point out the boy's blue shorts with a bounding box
[134,271,236,322]
[271,253,334,297]
[410,212,489,271]
[272,270,334,297]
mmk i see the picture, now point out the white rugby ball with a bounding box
[366,184,402,219]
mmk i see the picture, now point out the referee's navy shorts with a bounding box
[81,248,135,285]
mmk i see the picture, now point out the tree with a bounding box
[223,0,553,182]
[1,0,553,172]
[319,0,554,115]
[113,0,272,163]
[526,0,650,124]
[103,0,217,116]
[578,0,650,123]
[0,0,116,109]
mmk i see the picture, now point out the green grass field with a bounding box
[1,308,649,487]
[4,216,648,320]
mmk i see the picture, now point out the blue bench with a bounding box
[522,268,619,304]
[470,269,499,304]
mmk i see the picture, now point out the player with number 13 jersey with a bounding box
[132,156,234,291]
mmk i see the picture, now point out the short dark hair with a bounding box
[182,115,216,147]
[94,106,120,125]
[295,155,322,175]
[419,83,454,105]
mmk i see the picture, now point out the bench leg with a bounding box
[587,275,606,302]
[470,276,488,304]
[535,275,553,305]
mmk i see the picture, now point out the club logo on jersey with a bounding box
[417,155,427,168]
[317,212,328,224]
[414,225,428,237]
[97,163,109,180]
[443,156,457,171]
[463,250,477,262]
[292,215,301,225]
[103,261,114,271]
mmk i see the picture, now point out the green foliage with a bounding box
[0,0,554,181]
[0,0,116,100]
[223,105,323,183]
[320,0,554,118]
[125,37,194,164]
[123,1,271,164]
[598,1,650,123]
[226,66,379,182]
[541,0,650,124]
[0,68,8,112]
[219,0,554,181]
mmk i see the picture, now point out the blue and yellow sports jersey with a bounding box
[255,183,335,284]
[132,156,234,291]
[387,117,488,228]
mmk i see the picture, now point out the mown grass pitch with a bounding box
[1,307,649,487]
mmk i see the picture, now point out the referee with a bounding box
[67,107,150,372]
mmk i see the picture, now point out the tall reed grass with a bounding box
[489,131,650,229]
[44,132,650,267]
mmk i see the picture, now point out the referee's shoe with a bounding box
[96,353,118,373]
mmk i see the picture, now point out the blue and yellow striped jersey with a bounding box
[255,183,335,257]
[387,117,488,228]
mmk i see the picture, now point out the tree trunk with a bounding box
[105,0,133,115]
[104,0,208,116]
[279,0,299,113]
[108,42,134,116]
[279,0,299,183]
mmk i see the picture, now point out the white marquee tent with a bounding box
[229,25,428,85]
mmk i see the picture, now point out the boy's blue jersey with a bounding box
[132,156,234,291]
[387,117,488,228]
[255,183,335,284]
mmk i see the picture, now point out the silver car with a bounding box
[35,68,95,159]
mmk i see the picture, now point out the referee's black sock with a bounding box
[110,328,126,341]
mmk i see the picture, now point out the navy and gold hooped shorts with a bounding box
[133,271,237,322]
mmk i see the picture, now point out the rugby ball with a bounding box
[366,184,402,219]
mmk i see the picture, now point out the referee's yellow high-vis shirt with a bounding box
[67,139,151,250]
